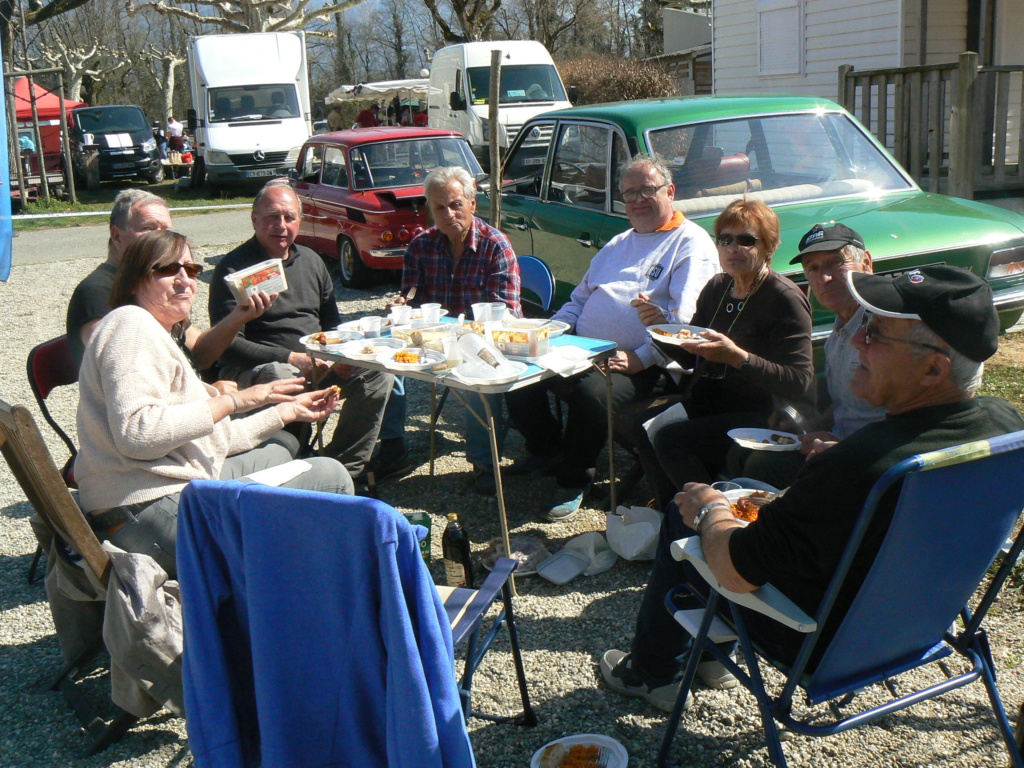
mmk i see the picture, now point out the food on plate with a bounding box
[308,331,341,346]
[393,349,421,364]
[360,344,381,355]
[652,327,696,339]
[465,321,487,334]
[538,743,602,768]
[760,433,796,445]
[730,491,772,522]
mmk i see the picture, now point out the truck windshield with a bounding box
[467,64,567,105]
[75,107,148,133]
[209,85,301,123]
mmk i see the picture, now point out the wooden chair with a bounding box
[0,399,137,755]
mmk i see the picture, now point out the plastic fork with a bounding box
[781,404,808,435]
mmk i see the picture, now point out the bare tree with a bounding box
[139,46,187,125]
[36,39,126,101]
[421,0,502,43]
[0,0,93,69]
[126,0,367,35]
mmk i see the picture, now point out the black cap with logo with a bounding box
[847,265,998,362]
[790,222,866,265]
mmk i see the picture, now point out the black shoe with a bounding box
[472,465,497,496]
[505,453,559,477]
[370,438,413,483]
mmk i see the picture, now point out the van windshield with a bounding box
[467,64,567,105]
[209,84,301,122]
[75,107,148,133]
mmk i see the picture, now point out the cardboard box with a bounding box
[224,258,287,304]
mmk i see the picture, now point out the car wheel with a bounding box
[147,164,165,185]
[190,157,206,189]
[338,237,371,288]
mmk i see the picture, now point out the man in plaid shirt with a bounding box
[382,165,521,496]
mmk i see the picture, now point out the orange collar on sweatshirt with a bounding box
[654,210,685,232]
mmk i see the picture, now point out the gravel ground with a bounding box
[1,246,1022,768]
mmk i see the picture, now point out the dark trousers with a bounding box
[506,366,663,487]
[635,408,769,509]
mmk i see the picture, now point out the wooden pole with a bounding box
[57,73,75,203]
[7,76,26,202]
[949,51,978,199]
[488,49,501,227]
[25,75,48,200]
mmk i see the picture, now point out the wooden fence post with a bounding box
[949,51,978,199]
[838,65,853,110]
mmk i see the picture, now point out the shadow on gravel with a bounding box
[0,552,46,612]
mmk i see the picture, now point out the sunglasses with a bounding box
[152,262,204,279]
[715,233,760,248]
[861,313,949,354]
[622,184,668,203]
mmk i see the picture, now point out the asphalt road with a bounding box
[12,207,254,265]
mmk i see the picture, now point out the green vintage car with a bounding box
[483,95,1024,341]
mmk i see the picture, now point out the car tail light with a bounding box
[381,230,395,244]
[988,244,1024,279]
[398,228,411,242]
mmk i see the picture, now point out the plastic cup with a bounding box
[391,304,411,325]
[487,302,508,322]
[361,316,383,338]
[471,302,490,322]
[711,481,742,493]
[443,337,463,365]
[422,303,442,323]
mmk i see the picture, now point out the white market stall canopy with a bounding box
[326,78,435,106]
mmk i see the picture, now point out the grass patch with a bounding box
[979,363,1024,412]
[14,177,254,232]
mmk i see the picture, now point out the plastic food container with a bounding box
[489,319,552,360]
[536,550,589,585]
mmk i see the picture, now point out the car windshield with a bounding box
[467,64,567,104]
[209,85,301,122]
[349,137,483,190]
[641,111,912,215]
[75,107,148,133]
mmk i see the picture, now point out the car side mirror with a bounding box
[449,91,465,111]
[475,172,491,196]
[288,168,298,182]
[187,108,198,132]
[568,85,579,105]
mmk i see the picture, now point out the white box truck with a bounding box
[187,31,312,189]
[428,40,575,171]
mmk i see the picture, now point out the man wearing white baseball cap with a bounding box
[601,264,1024,711]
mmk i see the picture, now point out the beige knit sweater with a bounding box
[76,305,284,511]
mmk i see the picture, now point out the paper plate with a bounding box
[389,308,449,323]
[300,330,363,350]
[531,733,628,768]
[728,427,801,451]
[449,360,528,386]
[548,319,571,337]
[480,535,551,577]
[646,323,710,346]
[336,338,406,361]
[336,317,393,334]
[376,347,444,371]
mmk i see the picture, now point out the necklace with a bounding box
[709,263,770,335]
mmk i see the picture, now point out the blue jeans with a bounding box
[379,376,406,441]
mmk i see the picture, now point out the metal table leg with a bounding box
[429,382,438,488]
[605,366,617,512]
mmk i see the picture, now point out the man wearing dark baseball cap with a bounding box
[602,263,1023,710]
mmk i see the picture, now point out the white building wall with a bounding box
[664,8,713,53]
[714,0,901,99]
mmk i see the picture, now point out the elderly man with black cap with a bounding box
[601,264,1023,712]
[729,222,887,487]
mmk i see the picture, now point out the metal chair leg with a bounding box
[27,544,44,583]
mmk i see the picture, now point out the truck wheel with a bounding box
[190,157,206,189]
[338,237,371,288]
[147,164,165,185]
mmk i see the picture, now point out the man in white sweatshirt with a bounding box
[506,155,720,521]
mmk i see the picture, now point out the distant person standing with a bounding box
[152,121,168,160]
[356,104,380,128]
[167,116,184,153]
[327,105,345,132]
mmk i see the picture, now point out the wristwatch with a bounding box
[693,501,730,532]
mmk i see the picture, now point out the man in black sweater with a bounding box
[209,183,393,479]
[601,265,1024,712]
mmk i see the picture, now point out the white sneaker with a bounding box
[600,649,692,713]
[697,657,739,690]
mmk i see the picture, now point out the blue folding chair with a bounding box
[518,255,556,316]
[657,430,1024,767]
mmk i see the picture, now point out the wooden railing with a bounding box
[838,52,1024,198]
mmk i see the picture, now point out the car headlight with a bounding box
[285,146,301,164]
[141,138,156,152]
[988,244,1024,279]
[205,150,232,165]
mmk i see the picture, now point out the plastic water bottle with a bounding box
[442,513,474,588]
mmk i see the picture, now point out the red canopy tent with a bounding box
[14,77,87,171]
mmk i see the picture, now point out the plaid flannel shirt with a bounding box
[401,217,522,318]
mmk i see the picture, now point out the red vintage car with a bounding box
[291,127,483,287]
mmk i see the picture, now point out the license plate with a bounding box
[245,169,275,178]
[112,162,135,169]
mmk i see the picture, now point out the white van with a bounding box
[187,31,312,189]
[428,40,574,170]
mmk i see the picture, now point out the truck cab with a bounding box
[70,105,163,188]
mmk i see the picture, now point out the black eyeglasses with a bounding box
[861,313,949,354]
[152,262,204,279]
[715,233,760,248]
[622,184,668,203]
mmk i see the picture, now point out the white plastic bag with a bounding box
[606,505,664,561]
[563,531,619,576]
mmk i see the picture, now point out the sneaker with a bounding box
[599,649,690,713]
[472,465,496,496]
[545,488,585,522]
[697,657,738,690]
[505,453,559,477]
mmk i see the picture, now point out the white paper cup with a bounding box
[443,337,463,365]
[361,316,383,338]
[488,302,508,321]
[391,304,411,325]
[471,302,490,322]
[421,303,442,323]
